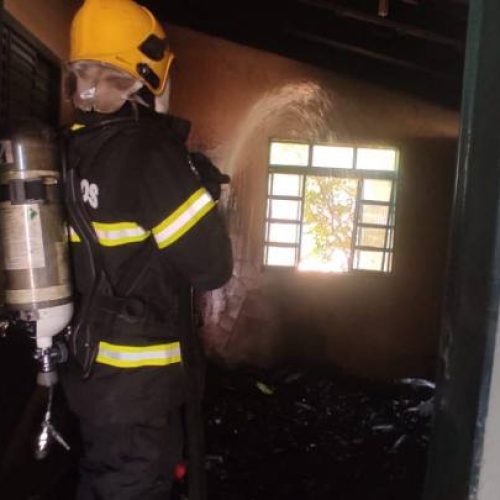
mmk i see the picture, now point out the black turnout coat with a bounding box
[62,103,232,423]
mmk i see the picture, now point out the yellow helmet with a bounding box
[69,0,174,95]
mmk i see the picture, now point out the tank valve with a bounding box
[34,341,69,387]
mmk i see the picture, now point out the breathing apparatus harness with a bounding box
[63,113,172,377]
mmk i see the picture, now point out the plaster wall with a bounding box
[169,27,460,379]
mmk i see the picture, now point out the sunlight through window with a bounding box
[264,141,398,273]
[356,148,397,171]
[270,142,309,166]
[312,145,354,169]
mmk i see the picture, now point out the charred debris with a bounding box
[198,364,434,500]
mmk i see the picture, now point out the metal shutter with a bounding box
[0,18,60,130]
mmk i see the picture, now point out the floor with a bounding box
[202,365,433,500]
[0,334,434,500]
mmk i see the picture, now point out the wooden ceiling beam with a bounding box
[298,0,465,51]
[289,29,452,78]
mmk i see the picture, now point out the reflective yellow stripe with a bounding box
[153,188,215,250]
[71,123,85,132]
[96,341,182,369]
[93,221,151,247]
[68,222,150,246]
[69,226,81,243]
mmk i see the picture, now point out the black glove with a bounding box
[189,152,230,201]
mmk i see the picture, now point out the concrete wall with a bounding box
[168,27,460,379]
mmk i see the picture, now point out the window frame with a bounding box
[264,139,399,274]
[0,10,61,130]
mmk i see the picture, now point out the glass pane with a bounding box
[268,223,300,244]
[268,199,301,221]
[362,179,392,202]
[358,227,387,248]
[360,204,390,225]
[356,148,397,171]
[312,145,354,169]
[270,142,309,166]
[355,250,384,271]
[266,246,296,266]
[270,174,303,197]
[299,176,358,273]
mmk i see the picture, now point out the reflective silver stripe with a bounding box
[92,222,150,246]
[68,223,150,246]
[96,341,182,368]
[153,188,215,249]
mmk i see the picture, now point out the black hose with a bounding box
[178,285,207,500]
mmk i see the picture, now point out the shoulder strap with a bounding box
[63,127,158,299]
[62,133,117,295]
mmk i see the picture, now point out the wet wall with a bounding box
[169,27,460,379]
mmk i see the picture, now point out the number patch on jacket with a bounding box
[81,179,99,209]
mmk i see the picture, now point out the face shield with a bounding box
[65,61,144,114]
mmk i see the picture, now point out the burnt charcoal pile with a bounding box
[203,365,435,500]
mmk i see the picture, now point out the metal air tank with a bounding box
[0,122,73,385]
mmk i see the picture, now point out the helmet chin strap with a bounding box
[154,77,172,115]
[125,80,170,114]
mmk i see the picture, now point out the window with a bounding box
[264,141,398,273]
[0,13,61,130]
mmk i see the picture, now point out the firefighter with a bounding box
[61,1,233,498]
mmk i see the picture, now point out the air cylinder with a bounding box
[0,122,73,349]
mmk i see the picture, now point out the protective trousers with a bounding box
[76,410,183,500]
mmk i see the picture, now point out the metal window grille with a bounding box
[264,140,399,273]
[0,15,60,131]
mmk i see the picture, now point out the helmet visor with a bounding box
[66,61,143,113]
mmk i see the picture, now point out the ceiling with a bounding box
[140,0,469,107]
